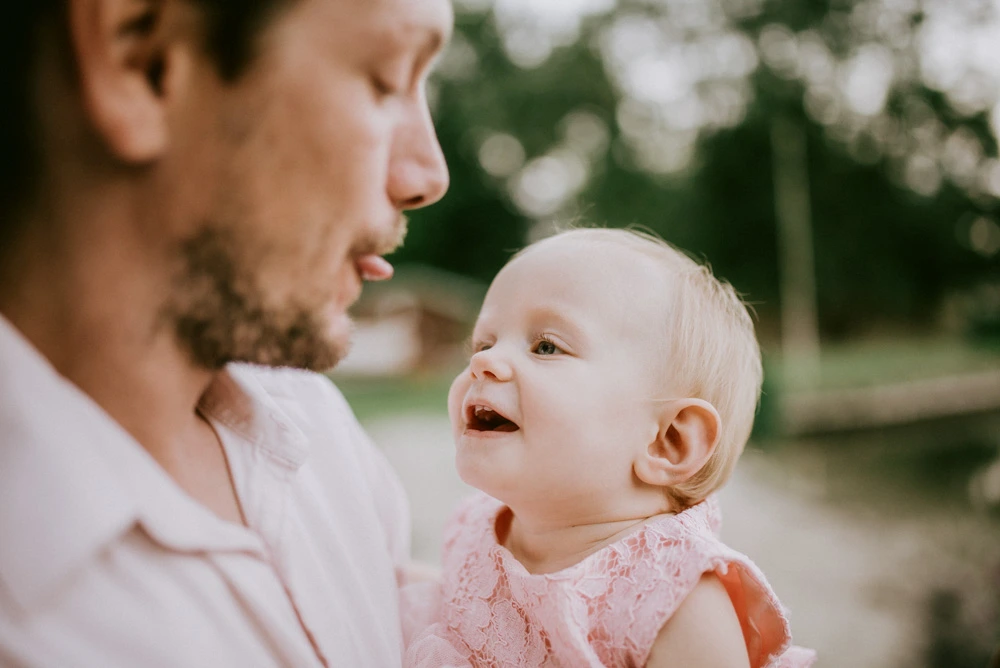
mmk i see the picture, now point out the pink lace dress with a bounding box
[401,493,815,668]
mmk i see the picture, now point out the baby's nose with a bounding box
[469,347,513,382]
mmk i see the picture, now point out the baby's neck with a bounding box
[499,508,664,575]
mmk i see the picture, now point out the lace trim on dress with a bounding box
[402,493,816,668]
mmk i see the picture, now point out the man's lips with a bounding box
[463,400,520,433]
[352,214,407,284]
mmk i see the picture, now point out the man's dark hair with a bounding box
[0,0,288,252]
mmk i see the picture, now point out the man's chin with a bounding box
[311,310,353,371]
[269,313,351,372]
[242,336,346,372]
[168,226,353,372]
[176,308,351,373]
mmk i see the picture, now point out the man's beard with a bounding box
[163,226,347,372]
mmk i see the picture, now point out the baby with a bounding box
[402,228,815,667]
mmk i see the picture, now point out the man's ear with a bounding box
[634,399,721,488]
[69,0,180,162]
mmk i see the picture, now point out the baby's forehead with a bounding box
[493,235,674,324]
[516,234,660,272]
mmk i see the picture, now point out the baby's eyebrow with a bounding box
[528,308,588,342]
[464,327,492,354]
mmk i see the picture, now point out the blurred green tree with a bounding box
[392,0,1000,340]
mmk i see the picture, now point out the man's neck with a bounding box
[0,212,215,469]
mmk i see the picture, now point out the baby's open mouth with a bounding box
[466,405,520,432]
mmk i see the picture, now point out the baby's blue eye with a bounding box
[534,340,560,355]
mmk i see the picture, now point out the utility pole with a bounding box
[771,114,821,388]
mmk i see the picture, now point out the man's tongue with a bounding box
[357,254,394,281]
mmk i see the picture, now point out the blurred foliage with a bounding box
[393,0,1000,341]
[331,372,457,422]
[923,587,997,668]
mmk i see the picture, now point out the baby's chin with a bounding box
[454,447,511,502]
[454,446,484,488]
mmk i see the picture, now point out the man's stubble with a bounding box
[163,225,347,372]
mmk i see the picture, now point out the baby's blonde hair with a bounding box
[520,227,763,508]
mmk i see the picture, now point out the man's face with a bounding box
[447,239,673,519]
[162,0,452,370]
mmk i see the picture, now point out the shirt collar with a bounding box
[199,365,310,473]
[0,316,304,615]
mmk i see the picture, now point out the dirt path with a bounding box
[366,412,994,667]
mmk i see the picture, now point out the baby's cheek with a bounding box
[446,369,470,431]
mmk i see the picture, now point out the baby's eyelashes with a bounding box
[531,337,563,356]
[465,335,568,358]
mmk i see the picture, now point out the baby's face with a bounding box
[448,238,673,516]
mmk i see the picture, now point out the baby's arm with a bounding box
[397,561,442,586]
[645,573,750,668]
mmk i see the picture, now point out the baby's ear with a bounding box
[633,399,721,488]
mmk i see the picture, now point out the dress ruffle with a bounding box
[403,493,815,668]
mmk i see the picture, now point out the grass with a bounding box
[327,371,454,422]
[767,336,1000,392]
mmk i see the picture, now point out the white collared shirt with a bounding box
[0,316,410,667]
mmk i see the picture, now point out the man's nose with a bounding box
[469,347,513,382]
[388,97,450,210]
